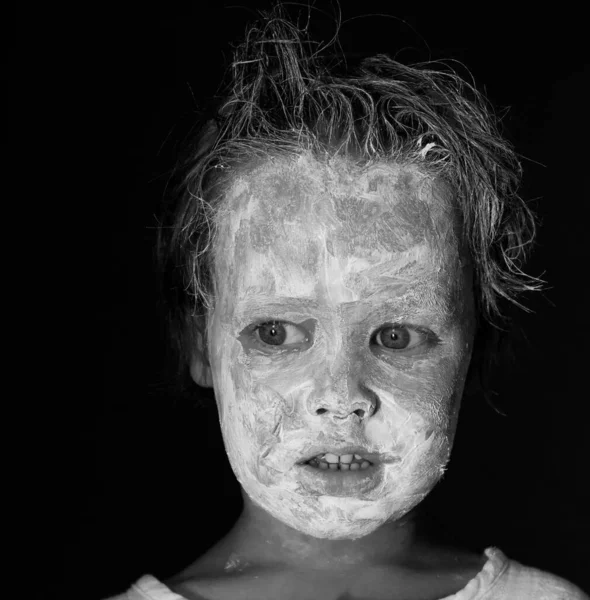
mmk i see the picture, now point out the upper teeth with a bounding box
[317,453,367,464]
[308,452,372,470]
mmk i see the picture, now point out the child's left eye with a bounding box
[373,324,427,351]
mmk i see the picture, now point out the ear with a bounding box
[188,315,214,389]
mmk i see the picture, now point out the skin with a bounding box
[172,153,483,599]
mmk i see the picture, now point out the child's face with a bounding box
[204,154,475,539]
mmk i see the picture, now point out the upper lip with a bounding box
[297,446,387,465]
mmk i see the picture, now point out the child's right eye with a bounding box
[252,320,308,347]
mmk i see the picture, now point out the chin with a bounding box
[248,482,427,540]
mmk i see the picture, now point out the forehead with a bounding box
[214,154,463,311]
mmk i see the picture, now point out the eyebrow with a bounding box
[234,286,430,318]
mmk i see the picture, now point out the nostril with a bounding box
[316,408,327,415]
[354,409,365,418]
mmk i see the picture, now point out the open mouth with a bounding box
[304,452,373,471]
[297,449,385,497]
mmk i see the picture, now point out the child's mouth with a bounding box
[305,452,372,471]
[294,448,401,496]
[297,456,384,497]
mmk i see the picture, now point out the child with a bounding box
[109,5,588,599]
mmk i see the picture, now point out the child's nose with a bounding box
[307,389,378,421]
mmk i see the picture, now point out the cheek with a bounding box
[363,354,467,468]
[211,329,296,481]
[380,357,463,423]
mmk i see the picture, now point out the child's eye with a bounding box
[372,324,431,351]
[252,320,434,352]
[253,321,307,346]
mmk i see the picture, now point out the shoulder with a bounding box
[502,563,588,599]
[103,575,189,600]
[480,548,589,600]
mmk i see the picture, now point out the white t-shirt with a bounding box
[107,547,588,599]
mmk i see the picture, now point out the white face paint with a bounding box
[205,153,475,540]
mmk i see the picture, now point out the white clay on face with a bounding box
[206,153,475,540]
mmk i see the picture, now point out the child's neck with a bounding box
[217,494,420,572]
[166,494,488,600]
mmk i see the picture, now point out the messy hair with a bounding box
[157,4,543,386]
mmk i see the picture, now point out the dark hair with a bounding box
[156,4,542,396]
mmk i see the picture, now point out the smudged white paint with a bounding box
[223,552,250,573]
[199,153,475,540]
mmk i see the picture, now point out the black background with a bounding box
[26,3,588,599]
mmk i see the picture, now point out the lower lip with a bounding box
[297,462,384,497]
